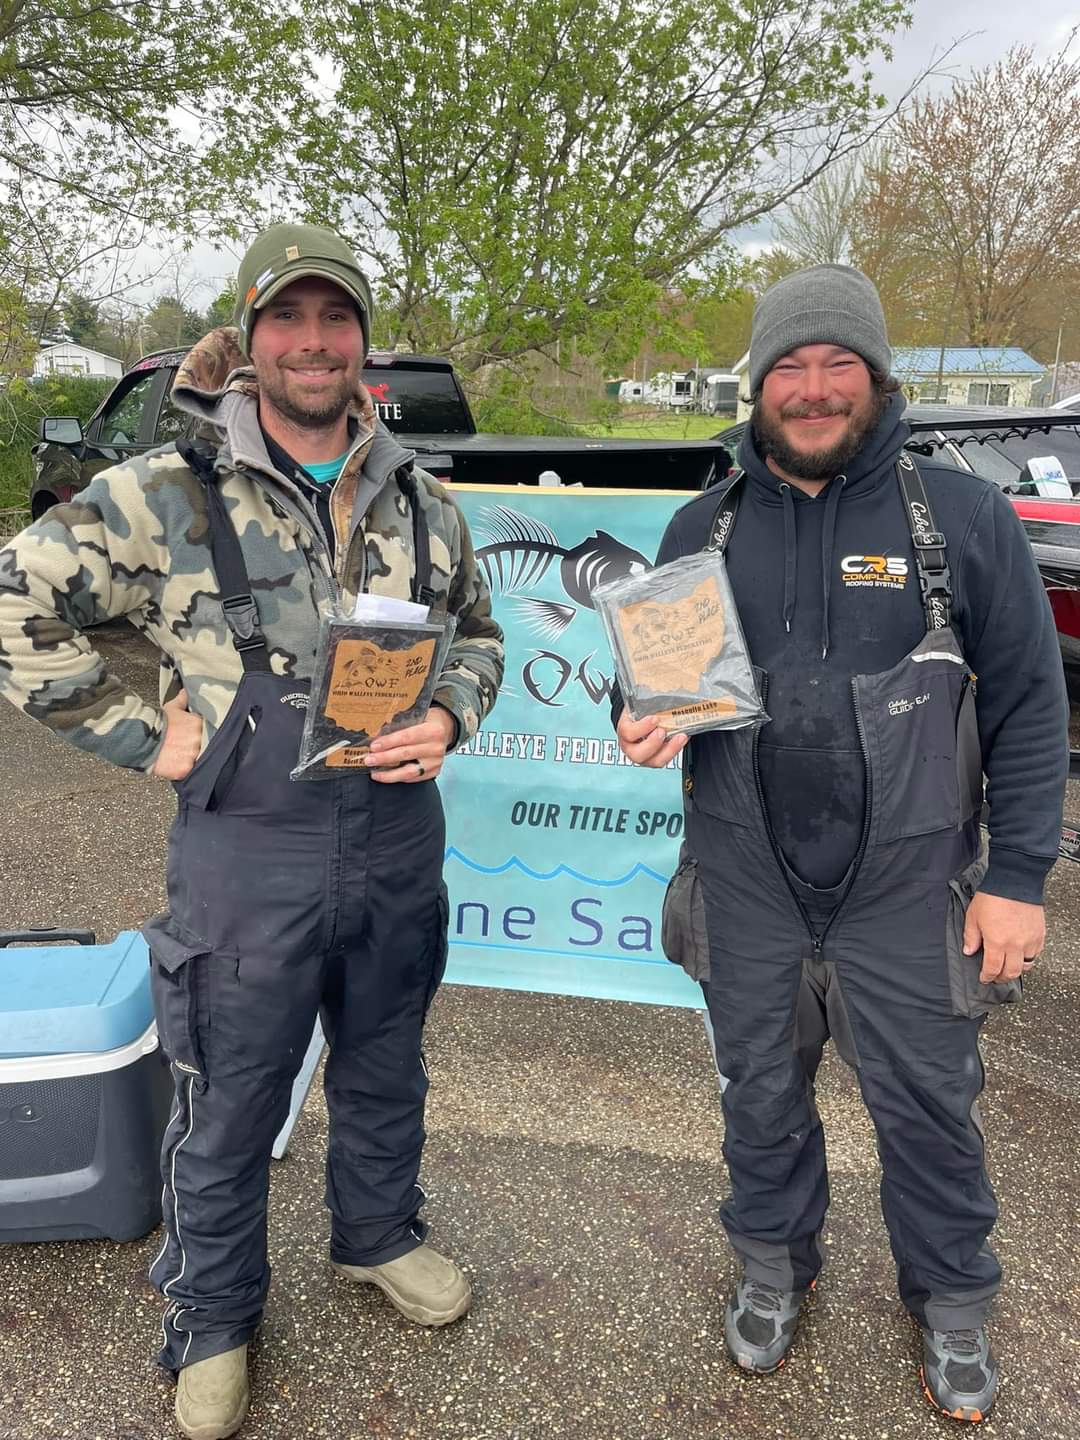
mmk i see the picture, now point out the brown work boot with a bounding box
[333,1243,472,1325]
[175,1344,249,1440]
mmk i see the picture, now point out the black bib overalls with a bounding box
[143,458,449,1372]
[692,456,1017,1331]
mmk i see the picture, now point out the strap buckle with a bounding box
[911,529,946,551]
[918,565,952,599]
[221,593,264,650]
[415,584,437,608]
[917,562,953,628]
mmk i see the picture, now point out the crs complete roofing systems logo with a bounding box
[840,553,909,588]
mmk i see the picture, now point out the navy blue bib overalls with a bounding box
[143,457,449,1372]
[691,456,1017,1331]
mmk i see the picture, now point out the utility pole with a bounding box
[1050,323,1063,405]
[936,272,960,403]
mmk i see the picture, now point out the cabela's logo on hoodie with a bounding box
[840,554,909,589]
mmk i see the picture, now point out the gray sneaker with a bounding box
[724,1274,813,1374]
[333,1243,472,1326]
[920,1326,998,1422]
[175,1343,249,1440]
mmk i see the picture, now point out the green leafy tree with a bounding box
[1,0,309,227]
[142,296,209,353]
[0,0,311,366]
[0,285,36,379]
[0,374,113,512]
[91,303,144,368]
[62,293,102,348]
[286,0,912,380]
[204,284,238,333]
[685,284,758,370]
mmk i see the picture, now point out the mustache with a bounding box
[779,401,853,420]
[279,353,346,370]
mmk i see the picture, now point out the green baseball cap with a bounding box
[233,223,373,356]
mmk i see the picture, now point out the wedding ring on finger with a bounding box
[414,760,426,777]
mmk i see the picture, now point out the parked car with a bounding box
[31,348,726,517]
[906,405,1080,499]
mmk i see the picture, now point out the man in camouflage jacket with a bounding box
[0,224,503,1440]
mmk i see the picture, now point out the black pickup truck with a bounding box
[30,348,725,517]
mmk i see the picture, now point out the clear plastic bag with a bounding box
[592,549,767,735]
[291,609,458,779]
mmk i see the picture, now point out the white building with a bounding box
[733,351,752,421]
[33,343,123,381]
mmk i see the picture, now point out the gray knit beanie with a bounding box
[748,264,891,393]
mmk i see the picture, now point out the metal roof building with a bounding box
[892,347,1045,407]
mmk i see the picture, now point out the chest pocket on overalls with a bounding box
[862,455,983,845]
[859,640,978,843]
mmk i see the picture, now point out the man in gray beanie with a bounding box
[615,264,1067,1420]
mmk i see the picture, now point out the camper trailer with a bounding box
[643,371,693,409]
[702,371,740,416]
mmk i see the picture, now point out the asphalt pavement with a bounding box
[0,621,1077,1440]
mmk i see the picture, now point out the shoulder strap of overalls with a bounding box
[176,439,273,673]
[705,470,745,554]
[895,450,952,632]
[394,464,437,609]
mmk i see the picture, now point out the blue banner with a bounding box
[439,485,704,1008]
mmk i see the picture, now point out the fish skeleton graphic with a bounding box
[475,505,649,637]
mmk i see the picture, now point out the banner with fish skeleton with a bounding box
[439,485,704,1008]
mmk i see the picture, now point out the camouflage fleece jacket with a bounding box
[0,327,503,771]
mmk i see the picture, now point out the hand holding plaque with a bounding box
[292,611,457,779]
[592,551,767,736]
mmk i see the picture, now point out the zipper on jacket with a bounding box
[235,454,340,602]
[751,674,875,959]
[328,427,377,580]
[751,673,818,948]
[813,678,875,955]
[683,736,695,798]
[339,525,366,602]
[955,669,975,721]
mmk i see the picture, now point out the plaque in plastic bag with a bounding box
[292,613,457,778]
[592,551,766,735]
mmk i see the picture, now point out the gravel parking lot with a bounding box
[0,621,1077,1439]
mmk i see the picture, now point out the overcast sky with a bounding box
[144,0,1080,308]
[881,0,1077,95]
[733,0,1080,252]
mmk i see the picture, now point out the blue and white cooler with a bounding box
[0,928,173,1244]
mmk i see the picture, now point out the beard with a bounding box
[752,387,889,481]
[255,354,355,430]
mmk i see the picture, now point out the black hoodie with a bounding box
[652,393,1068,903]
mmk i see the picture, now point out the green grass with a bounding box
[581,413,734,440]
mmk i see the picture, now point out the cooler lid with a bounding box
[0,931,152,1058]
